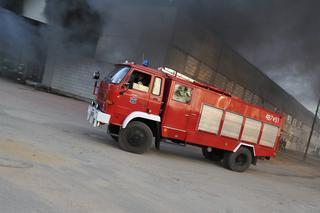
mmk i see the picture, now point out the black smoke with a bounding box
[0,8,43,61]
[184,0,320,112]
[43,0,105,56]
[42,0,175,56]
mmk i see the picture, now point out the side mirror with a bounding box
[92,71,100,80]
[122,82,130,89]
[120,82,130,95]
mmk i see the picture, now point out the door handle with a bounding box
[185,114,190,117]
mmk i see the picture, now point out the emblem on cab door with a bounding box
[129,96,137,104]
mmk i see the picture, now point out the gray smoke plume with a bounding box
[43,0,106,56]
[0,0,10,7]
[0,7,43,62]
[42,0,174,55]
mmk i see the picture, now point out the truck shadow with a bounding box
[47,122,119,150]
[82,131,221,166]
[82,131,119,149]
[148,143,225,168]
[78,126,228,170]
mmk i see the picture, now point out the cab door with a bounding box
[162,81,193,141]
[116,70,152,121]
[147,76,164,115]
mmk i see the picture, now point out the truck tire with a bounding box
[110,135,118,142]
[119,121,153,154]
[202,147,224,161]
[108,124,120,142]
[223,147,252,172]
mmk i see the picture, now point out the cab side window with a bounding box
[173,84,192,103]
[152,77,162,96]
[128,71,151,93]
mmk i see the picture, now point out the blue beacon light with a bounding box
[143,59,150,67]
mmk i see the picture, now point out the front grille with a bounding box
[98,88,106,101]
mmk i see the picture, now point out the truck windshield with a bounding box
[105,66,130,84]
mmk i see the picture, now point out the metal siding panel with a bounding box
[232,84,244,98]
[260,124,279,147]
[252,95,262,105]
[197,63,212,83]
[221,112,244,139]
[241,118,262,143]
[243,89,254,103]
[213,72,227,89]
[225,80,234,94]
[184,55,199,77]
[198,105,223,134]
[165,48,187,72]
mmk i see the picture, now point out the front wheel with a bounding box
[223,147,252,172]
[119,121,153,154]
[108,124,120,142]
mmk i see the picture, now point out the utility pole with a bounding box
[303,98,320,160]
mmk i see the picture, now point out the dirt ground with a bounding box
[0,78,319,213]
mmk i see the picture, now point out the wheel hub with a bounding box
[235,154,247,166]
[128,130,145,147]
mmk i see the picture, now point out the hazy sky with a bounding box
[189,0,320,112]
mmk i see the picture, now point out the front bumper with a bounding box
[87,105,111,127]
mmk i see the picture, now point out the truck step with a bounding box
[162,139,187,147]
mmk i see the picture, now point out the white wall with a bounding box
[23,0,47,23]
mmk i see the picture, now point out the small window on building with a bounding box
[213,72,227,89]
[260,124,279,147]
[286,114,292,124]
[243,89,254,103]
[252,95,262,105]
[128,71,151,93]
[292,118,297,127]
[221,112,244,139]
[185,55,199,77]
[232,84,244,98]
[197,63,212,83]
[152,77,162,96]
[173,84,192,104]
[198,105,223,134]
[241,118,262,143]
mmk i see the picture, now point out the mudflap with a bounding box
[155,122,161,150]
[252,157,258,165]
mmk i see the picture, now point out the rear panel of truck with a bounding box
[161,78,284,157]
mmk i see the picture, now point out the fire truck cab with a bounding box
[87,62,284,172]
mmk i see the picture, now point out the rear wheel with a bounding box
[202,147,224,162]
[223,147,252,172]
[119,121,153,154]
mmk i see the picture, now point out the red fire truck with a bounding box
[87,62,284,172]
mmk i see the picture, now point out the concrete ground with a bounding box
[0,78,319,213]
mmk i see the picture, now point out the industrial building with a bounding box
[1,0,319,155]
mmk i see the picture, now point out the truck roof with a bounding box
[118,63,167,78]
[120,63,229,94]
